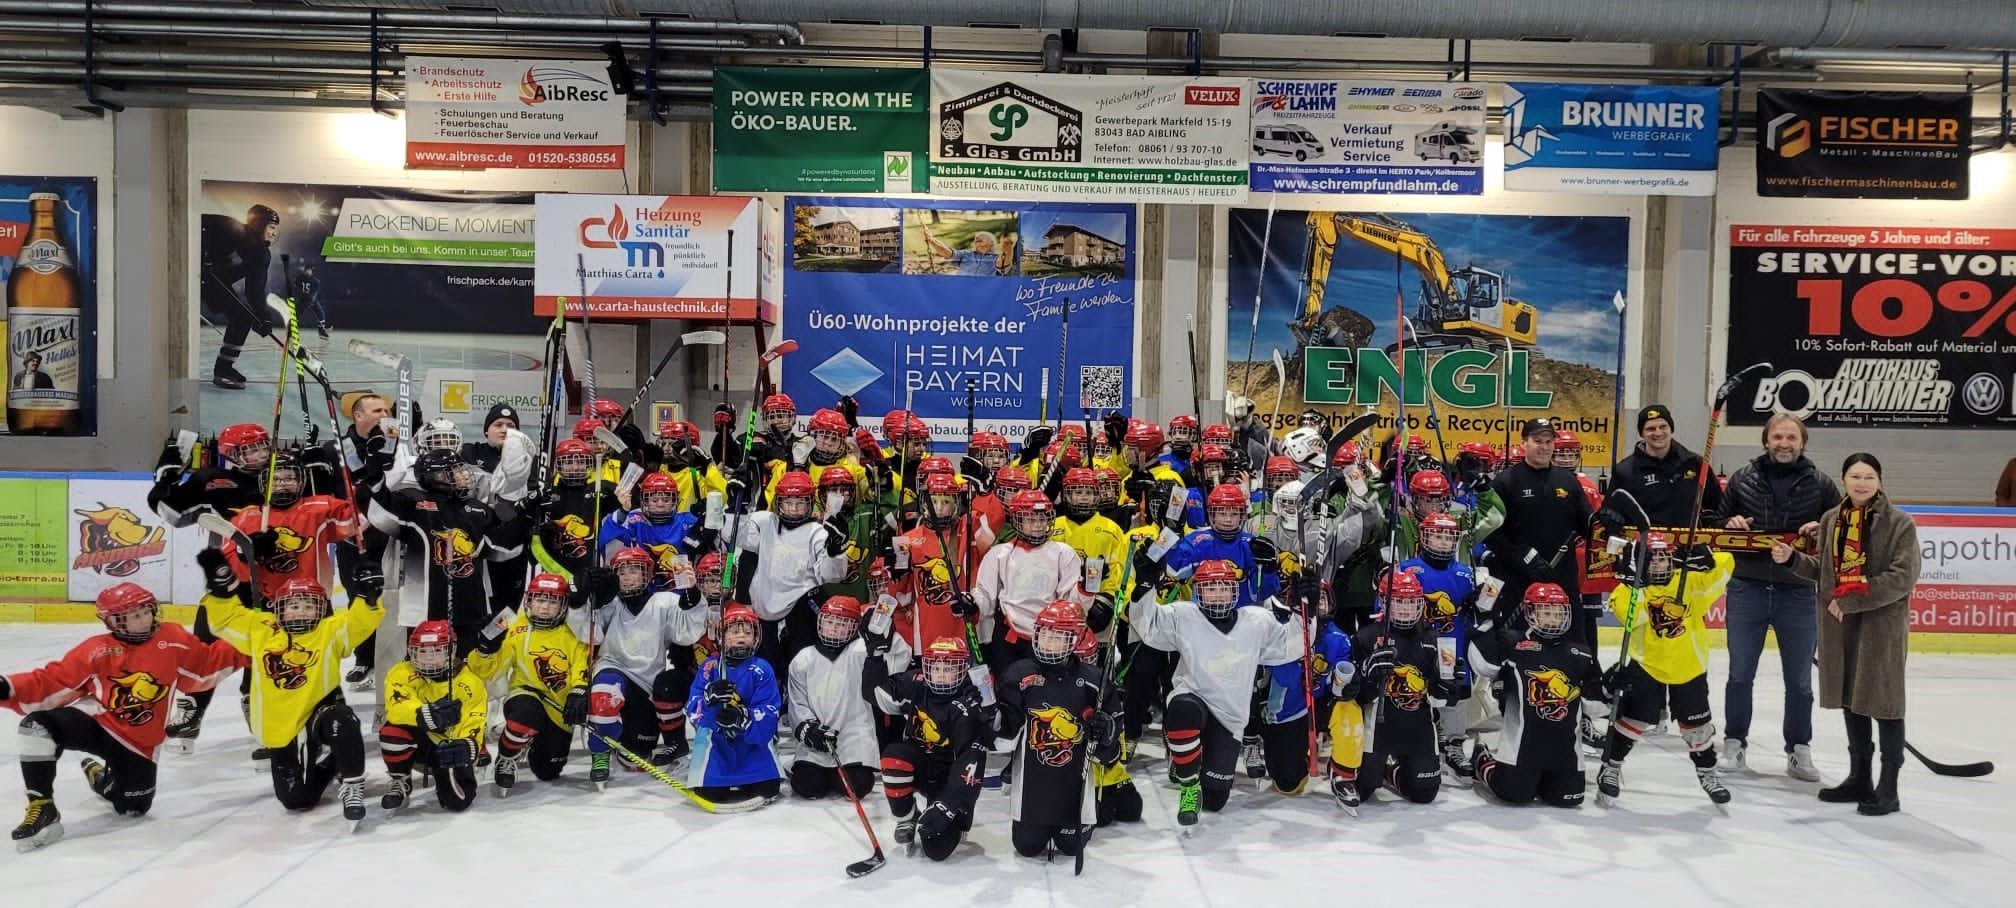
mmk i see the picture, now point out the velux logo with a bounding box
[1184,85,1240,106]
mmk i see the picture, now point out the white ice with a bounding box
[1,623,2010,907]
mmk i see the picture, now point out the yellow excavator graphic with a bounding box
[1294,213,1539,351]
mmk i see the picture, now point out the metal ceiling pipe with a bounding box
[0,61,715,94]
[1058,53,1827,81]
[0,16,752,49]
[0,43,716,81]
[0,0,803,43]
[1767,47,2014,68]
[0,85,716,119]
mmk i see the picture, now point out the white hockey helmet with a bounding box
[417,418,462,453]
[1282,426,1325,467]
[1272,479,1305,533]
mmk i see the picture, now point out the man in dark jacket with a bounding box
[1719,413,1839,783]
[1605,404,1723,527]
[1485,419,1595,642]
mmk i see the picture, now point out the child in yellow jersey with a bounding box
[194,548,384,830]
[1598,533,1735,809]
[378,620,488,813]
[466,573,590,796]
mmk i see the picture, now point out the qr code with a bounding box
[1079,365,1124,410]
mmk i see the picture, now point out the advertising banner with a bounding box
[781,196,1135,449]
[1248,80,1486,195]
[532,193,777,322]
[197,181,552,437]
[0,474,66,599]
[1756,90,1970,199]
[1502,83,1720,195]
[1725,224,2016,428]
[404,56,626,170]
[928,71,1248,203]
[713,67,929,193]
[66,477,175,603]
[1226,208,1630,464]
[2,177,97,437]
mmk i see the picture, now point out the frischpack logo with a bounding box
[1751,359,1954,421]
[518,66,613,105]
[937,82,1082,163]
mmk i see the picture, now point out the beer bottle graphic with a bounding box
[6,191,83,435]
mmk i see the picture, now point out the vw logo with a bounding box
[1962,372,2004,416]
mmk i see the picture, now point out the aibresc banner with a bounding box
[532,194,776,321]
[1502,83,1720,195]
[405,56,626,170]
[1248,80,1486,195]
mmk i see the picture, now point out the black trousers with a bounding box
[18,708,158,815]
[268,696,364,810]
[500,694,574,781]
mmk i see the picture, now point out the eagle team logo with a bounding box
[531,647,571,692]
[259,526,314,573]
[1524,668,1580,722]
[105,671,169,726]
[431,528,478,579]
[1384,664,1429,711]
[1646,595,1688,638]
[72,502,168,578]
[1426,590,1460,636]
[262,640,319,690]
[1026,706,1084,768]
[550,514,593,559]
[909,705,948,749]
[917,555,955,606]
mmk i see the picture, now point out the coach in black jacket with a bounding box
[1718,413,1840,783]
[1604,404,1724,527]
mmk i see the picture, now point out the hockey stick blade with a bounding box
[846,850,888,878]
[1906,741,1995,777]
[1714,362,1774,408]
[759,338,801,365]
[681,330,728,347]
[1299,413,1382,511]
[592,426,629,455]
[194,510,247,547]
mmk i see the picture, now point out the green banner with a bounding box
[321,236,533,265]
[713,67,928,193]
[0,478,68,599]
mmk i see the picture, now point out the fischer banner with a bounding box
[1501,83,1720,195]
[1248,80,1487,195]
[781,196,1135,450]
[1756,90,1970,200]
[713,67,929,193]
[1725,224,2016,428]
[532,194,779,321]
[928,70,1249,203]
[404,56,626,170]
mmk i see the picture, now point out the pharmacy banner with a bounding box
[2,176,97,437]
[1249,80,1486,195]
[1724,224,2016,428]
[1502,83,1720,195]
[713,67,929,193]
[532,193,778,321]
[1756,90,1970,199]
[780,196,1136,450]
[1226,208,1631,465]
[405,56,625,170]
[928,71,1249,203]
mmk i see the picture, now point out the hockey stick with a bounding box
[194,510,260,594]
[1268,348,1287,442]
[836,759,888,877]
[1240,196,1279,406]
[756,339,801,400]
[530,309,569,492]
[575,253,596,412]
[260,300,294,533]
[1185,313,1202,422]
[1906,741,1994,778]
[623,330,728,425]
[1398,318,1449,470]
[280,256,316,446]
[1057,297,1072,431]
[1665,362,1773,641]
[1079,535,1143,877]
[1605,488,1655,670]
[1607,291,1626,480]
[528,690,721,810]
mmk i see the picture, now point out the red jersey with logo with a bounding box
[1574,472,1615,596]
[223,495,357,602]
[2,625,244,758]
[891,519,984,652]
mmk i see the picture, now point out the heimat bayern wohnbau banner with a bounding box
[780,196,1135,452]
[1501,83,1720,196]
[712,67,929,193]
[1756,89,1971,200]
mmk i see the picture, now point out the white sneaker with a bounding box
[1787,744,1821,781]
[1720,738,1748,773]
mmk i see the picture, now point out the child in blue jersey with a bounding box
[687,604,783,807]
[1395,511,1479,780]
[1257,612,1353,796]
[601,472,711,589]
[1164,484,1283,607]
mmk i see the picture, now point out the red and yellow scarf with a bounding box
[1832,502,1869,599]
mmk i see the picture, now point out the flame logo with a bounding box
[578,204,629,249]
[518,69,543,105]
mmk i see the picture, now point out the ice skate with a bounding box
[381,773,411,811]
[1242,735,1266,780]
[590,752,611,791]
[337,776,366,831]
[11,798,61,852]
[1329,771,1360,817]
[651,738,690,768]
[80,759,115,804]
[1697,765,1732,808]
[162,694,203,755]
[493,754,518,797]
[1440,736,1474,779]
[345,665,375,691]
[1596,759,1623,807]
[1176,780,1201,832]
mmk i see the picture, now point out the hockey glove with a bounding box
[949,592,978,619]
[713,403,735,432]
[714,701,749,738]
[1018,427,1053,465]
[1103,413,1128,451]
[703,678,740,707]
[862,626,892,659]
[838,395,860,429]
[195,548,240,599]
[1361,646,1399,687]
[247,529,280,562]
[1086,595,1116,633]
[473,629,505,655]
[824,521,850,556]
[918,801,960,840]
[1677,544,1716,574]
[1130,547,1166,590]
[434,737,473,769]
[795,720,839,755]
[1087,711,1118,752]
[584,567,619,603]
[562,688,588,726]
[1249,536,1280,569]
[417,697,463,733]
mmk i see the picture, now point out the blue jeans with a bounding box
[1722,577,1818,752]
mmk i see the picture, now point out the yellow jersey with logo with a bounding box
[1608,551,1733,685]
[384,663,488,744]
[203,590,383,748]
[466,612,590,726]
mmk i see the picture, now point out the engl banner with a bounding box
[1248,80,1486,195]
[1502,83,1720,196]
[1725,224,2016,428]
[780,196,1135,450]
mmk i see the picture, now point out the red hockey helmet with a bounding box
[1009,489,1055,544]
[611,546,655,594]
[808,408,848,436]
[273,578,331,635]
[1380,569,1426,628]
[918,456,955,482]
[1265,455,1300,482]
[1334,441,1361,468]
[1124,421,1165,452]
[555,438,593,480]
[1192,559,1241,618]
[587,398,622,419]
[817,595,865,647]
[1552,429,1582,469]
[880,410,908,442]
[1643,531,1675,583]
[1206,483,1248,533]
[993,464,1030,503]
[407,620,457,681]
[721,603,761,660]
[922,471,966,526]
[657,419,698,446]
[1523,582,1573,638]
[696,551,726,596]
[96,582,159,644]
[1061,466,1098,510]
[216,423,273,467]
[1168,414,1199,441]
[1408,470,1452,514]
[1093,467,1121,502]
[762,393,796,416]
[921,636,970,694]
[865,557,892,601]
[524,572,571,628]
[572,417,603,443]
[1405,434,1428,455]
[1419,511,1463,559]
[1202,423,1233,446]
[639,471,680,516]
[1033,599,1087,665]
[774,471,815,522]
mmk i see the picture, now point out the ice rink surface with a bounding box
[1,623,2010,908]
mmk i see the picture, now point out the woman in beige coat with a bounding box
[1773,452,1919,816]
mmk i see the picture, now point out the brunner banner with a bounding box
[781,196,1135,451]
[1501,83,1720,196]
[1725,224,2016,428]
[1248,80,1487,195]
[404,56,626,170]
[712,67,929,193]
[928,70,1249,203]
[1756,89,1971,200]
